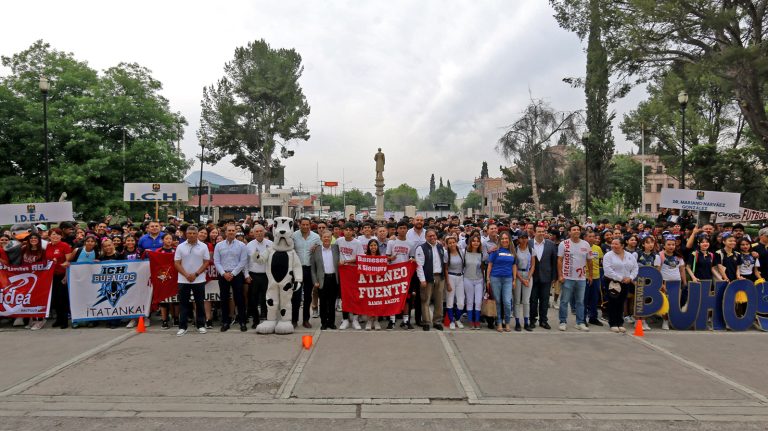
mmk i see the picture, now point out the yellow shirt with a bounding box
[590,244,603,280]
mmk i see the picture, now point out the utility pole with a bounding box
[640,123,645,214]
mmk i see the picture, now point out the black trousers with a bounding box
[606,280,631,327]
[410,273,422,324]
[321,274,338,327]
[218,272,245,325]
[178,282,206,330]
[51,274,69,324]
[292,266,313,323]
[530,279,551,324]
[248,272,268,322]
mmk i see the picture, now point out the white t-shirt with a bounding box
[335,237,364,263]
[174,240,210,284]
[246,238,272,273]
[659,253,684,281]
[406,228,426,257]
[387,238,412,264]
[558,238,592,280]
[739,253,760,276]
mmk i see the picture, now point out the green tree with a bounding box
[439,177,444,188]
[496,98,580,218]
[419,186,458,211]
[480,161,489,179]
[608,154,642,210]
[199,39,310,206]
[429,174,436,194]
[343,189,374,210]
[0,41,189,219]
[383,184,418,210]
[462,191,483,210]
[446,179,452,190]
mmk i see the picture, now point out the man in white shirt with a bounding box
[310,231,339,330]
[386,221,415,330]
[406,215,426,324]
[173,225,210,337]
[246,224,272,328]
[214,224,249,332]
[482,223,499,263]
[335,222,364,330]
[557,225,593,331]
[414,229,446,331]
[292,218,321,328]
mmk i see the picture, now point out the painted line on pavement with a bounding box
[438,331,478,402]
[276,328,321,399]
[632,335,768,404]
[0,331,137,397]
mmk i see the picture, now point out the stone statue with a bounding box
[374,148,385,180]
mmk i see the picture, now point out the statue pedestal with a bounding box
[375,176,385,221]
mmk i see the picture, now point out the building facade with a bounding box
[632,154,680,216]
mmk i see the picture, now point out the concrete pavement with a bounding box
[2,309,768,428]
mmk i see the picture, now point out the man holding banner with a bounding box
[174,225,210,336]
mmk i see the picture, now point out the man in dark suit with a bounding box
[530,224,558,329]
[310,231,340,330]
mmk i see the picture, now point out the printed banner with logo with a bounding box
[0,261,55,318]
[0,202,74,225]
[660,189,741,213]
[356,255,388,275]
[715,207,768,224]
[123,183,188,202]
[147,251,179,310]
[68,260,152,322]
[339,261,416,316]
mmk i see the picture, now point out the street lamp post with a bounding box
[678,90,689,189]
[198,143,205,221]
[39,77,50,202]
[582,130,591,219]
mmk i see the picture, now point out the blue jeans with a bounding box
[490,276,513,325]
[559,279,586,325]
[584,278,601,320]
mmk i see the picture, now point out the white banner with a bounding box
[123,183,188,202]
[716,207,768,224]
[0,202,73,225]
[660,189,741,213]
[67,260,152,322]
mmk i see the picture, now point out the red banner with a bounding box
[0,261,55,318]
[339,261,416,316]
[147,251,178,311]
[356,254,388,275]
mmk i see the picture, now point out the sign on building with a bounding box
[123,183,188,202]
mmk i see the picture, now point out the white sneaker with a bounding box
[576,323,589,332]
[312,308,320,319]
[336,300,343,312]
[610,326,620,333]
[13,318,24,327]
[449,322,456,330]
[126,319,137,328]
[598,316,608,324]
[628,316,636,323]
[624,316,632,323]
[554,303,560,310]
[456,320,464,329]
[373,320,381,331]
[642,321,651,331]
[197,327,207,334]
[176,329,187,337]
[30,320,46,331]
[618,326,627,333]
[662,321,670,331]
[365,319,373,331]
[339,319,350,330]
[558,323,567,331]
[352,318,362,330]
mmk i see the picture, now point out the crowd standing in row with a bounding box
[1,213,767,336]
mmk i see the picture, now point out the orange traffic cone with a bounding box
[302,335,312,350]
[136,316,146,333]
[633,319,644,337]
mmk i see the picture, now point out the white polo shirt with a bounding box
[174,240,210,284]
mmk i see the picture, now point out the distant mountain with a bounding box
[184,171,237,186]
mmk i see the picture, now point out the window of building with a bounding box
[656,203,661,211]
[656,166,663,174]
[656,184,663,192]
[645,183,652,192]
[668,183,675,188]
[645,204,652,213]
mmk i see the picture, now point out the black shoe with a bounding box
[524,323,534,332]
[386,321,395,330]
[329,324,337,330]
[515,323,522,332]
[220,324,230,332]
[589,318,604,327]
[52,320,61,328]
[173,318,180,327]
[400,321,407,329]
[540,322,551,330]
[251,321,259,329]
[59,321,69,329]
[405,322,414,330]
[433,323,443,331]
[530,319,537,327]
[321,325,328,330]
[422,324,430,331]
[205,320,213,329]
[240,324,247,332]
[161,320,170,330]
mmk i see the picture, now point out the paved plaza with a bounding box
[2,308,768,430]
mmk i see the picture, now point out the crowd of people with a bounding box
[1,212,767,335]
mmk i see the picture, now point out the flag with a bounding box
[339,261,415,316]
[0,261,55,318]
[148,251,178,311]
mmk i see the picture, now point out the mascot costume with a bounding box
[252,217,304,335]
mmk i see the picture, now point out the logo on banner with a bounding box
[2,273,36,312]
[27,204,35,213]
[696,191,705,200]
[92,264,137,307]
[152,183,161,192]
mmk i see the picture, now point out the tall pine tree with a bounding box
[429,174,436,194]
[480,161,489,179]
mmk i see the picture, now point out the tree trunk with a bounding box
[530,163,541,219]
[733,68,768,156]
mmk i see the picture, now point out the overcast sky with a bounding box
[1,0,645,197]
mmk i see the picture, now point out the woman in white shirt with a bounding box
[602,237,639,333]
